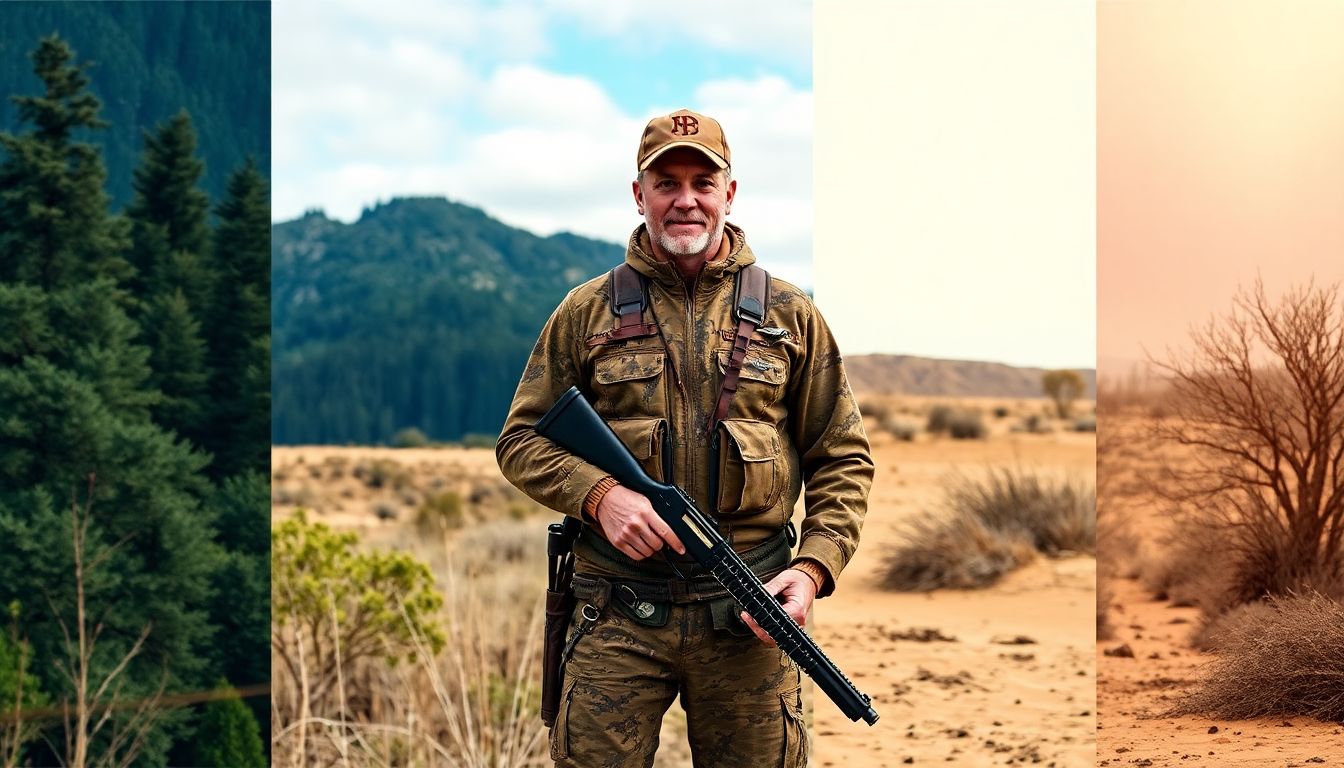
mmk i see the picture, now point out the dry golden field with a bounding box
[271,395,1097,766]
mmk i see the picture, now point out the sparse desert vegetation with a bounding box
[879,468,1095,591]
[1097,282,1344,763]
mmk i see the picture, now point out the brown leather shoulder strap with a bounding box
[605,264,659,343]
[710,265,769,432]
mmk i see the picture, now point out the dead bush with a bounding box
[878,512,1036,591]
[1171,592,1344,722]
[1151,281,1344,618]
[879,468,1094,591]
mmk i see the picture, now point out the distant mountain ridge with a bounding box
[272,197,621,444]
[272,197,1094,443]
[845,354,1096,399]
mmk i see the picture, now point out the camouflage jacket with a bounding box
[495,222,872,597]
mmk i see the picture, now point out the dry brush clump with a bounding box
[880,468,1095,591]
[1171,592,1344,723]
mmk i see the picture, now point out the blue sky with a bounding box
[273,0,814,286]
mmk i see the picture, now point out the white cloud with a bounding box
[272,1,814,285]
[541,0,811,64]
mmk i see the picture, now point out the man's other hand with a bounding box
[593,485,686,560]
[740,569,817,645]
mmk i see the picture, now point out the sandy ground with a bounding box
[1098,577,1344,766]
[810,425,1097,767]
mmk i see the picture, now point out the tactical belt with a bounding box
[572,527,790,604]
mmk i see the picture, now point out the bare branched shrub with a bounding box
[1152,281,1344,612]
[1171,592,1344,722]
[880,469,1095,591]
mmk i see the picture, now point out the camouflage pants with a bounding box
[550,596,810,768]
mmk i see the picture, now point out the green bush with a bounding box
[460,433,497,449]
[417,491,465,532]
[192,681,266,768]
[391,426,430,448]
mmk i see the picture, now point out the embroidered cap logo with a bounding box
[671,114,699,136]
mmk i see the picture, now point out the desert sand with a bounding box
[811,418,1097,767]
[1098,577,1344,767]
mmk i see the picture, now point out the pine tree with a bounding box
[125,112,213,446]
[0,36,221,767]
[205,158,270,478]
[0,35,131,291]
[126,110,213,310]
[191,682,265,768]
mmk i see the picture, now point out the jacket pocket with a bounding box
[549,675,578,760]
[717,349,787,412]
[605,417,668,483]
[593,350,667,418]
[716,418,783,517]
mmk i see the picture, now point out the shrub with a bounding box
[192,681,266,768]
[391,426,430,448]
[416,491,465,533]
[993,406,1010,419]
[1171,592,1344,722]
[460,433,497,450]
[926,405,954,434]
[272,511,445,715]
[879,469,1095,591]
[878,511,1036,591]
[947,410,987,440]
[1073,415,1096,432]
[881,415,920,442]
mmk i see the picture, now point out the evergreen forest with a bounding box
[0,1,269,211]
[272,199,622,445]
[0,29,269,768]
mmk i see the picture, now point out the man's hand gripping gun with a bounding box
[535,386,879,726]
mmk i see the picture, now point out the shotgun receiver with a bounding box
[534,386,879,726]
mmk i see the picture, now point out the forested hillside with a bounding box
[0,30,268,768]
[0,2,269,210]
[272,199,622,444]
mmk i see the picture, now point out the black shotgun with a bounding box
[535,386,879,726]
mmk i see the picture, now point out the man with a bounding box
[496,108,872,767]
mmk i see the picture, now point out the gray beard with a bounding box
[657,229,711,257]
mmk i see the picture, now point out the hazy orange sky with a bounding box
[1099,0,1344,377]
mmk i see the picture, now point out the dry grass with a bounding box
[1171,592,1344,723]
[271,518,551,767]
[880,468,1095,591]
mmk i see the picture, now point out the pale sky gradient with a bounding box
[271,0,814,287]
[1098,0,1344,378]
[815,0,1097,369]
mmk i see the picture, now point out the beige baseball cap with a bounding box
[637,108,730,172]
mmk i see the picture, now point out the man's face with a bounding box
[633,148,736,261]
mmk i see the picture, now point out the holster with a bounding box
[541,517,582,727]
